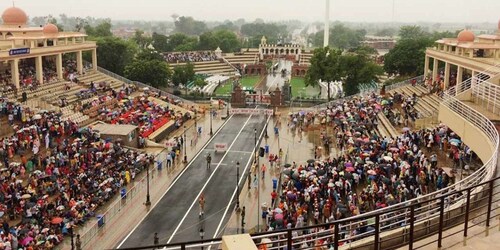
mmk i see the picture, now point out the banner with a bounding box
[229,108,273,115]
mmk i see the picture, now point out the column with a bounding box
[432,58,439,82]
[457,66,463,85]
[92,48,97,70]
[10,59,20,90]
[35,56,44,84]
[323,0,330,47]
[76,50,83,74]
[424,55,429,76]
[444,62,450,90]
[56,53,63,80]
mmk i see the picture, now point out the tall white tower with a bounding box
[323,0,330,47]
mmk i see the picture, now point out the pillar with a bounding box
[92,48,97,70]
[424,55,429,76]
[10,59,19,89]
[56,53,63,80]
[444,62,450,89]
[35,56,44,84]
[432,58,439,82]
[76,50,83,74]
[457,66,463,85]
[323,0,330,47]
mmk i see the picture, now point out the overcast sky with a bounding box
[2,0,499,24]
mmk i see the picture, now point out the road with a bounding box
[117,114,266,248]
[264,59,293,94]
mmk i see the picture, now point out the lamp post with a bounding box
[194,109,198,131]
[145,164,151,206]
[254,128,260,233]
[69,226,74,250]
[183,125,187,163]
[199,228,205,250]
[209,104,213,136]
[236,161,240,211]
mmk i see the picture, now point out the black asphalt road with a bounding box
[118,114,266,248]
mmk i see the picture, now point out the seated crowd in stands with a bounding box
[0,60,79,94]
[162,51,217,63]
[0,97,153,249]
[259,93,472,248]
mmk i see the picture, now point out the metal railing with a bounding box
[95,66,197,107]
[471,80,500,116]
[446,62,500,97]
[384,74,427,92]
[115,176,500,250]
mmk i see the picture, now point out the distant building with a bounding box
[361,35,396,50]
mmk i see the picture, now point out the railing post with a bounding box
[287,229,292,250]
[409,205,415,250]
[374,215,380,250]
[334,223,339,250]
[464,188,471,237]
[438,196,445,248]
[181,244,186,250]
[486,181,494,227]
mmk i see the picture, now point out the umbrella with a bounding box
[367,170,377,175]
[307,159,315,164]
[402,127,410,132]
[383,156,393,162]
[32,114,42,120]
[282,169,291,176]
[317,169,326,176]
[0,211,4,217]
[21,237,34,246]
[51,217,63,224]
[450,138,461,144]
[284,163,291,168]
[41,228,49,233]
[275,208,283,214]
[327,182,335,188]
[346,167,355,172]
[56,205,65,211]
[274,213,284,220]
[21,194,31,199]
[389,147,399,152]
[260,238,272,248]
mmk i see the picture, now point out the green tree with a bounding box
[151,32,170,52]
[340,53,383,96]
[384,38,433,76]
[312,24,366,49]
[241,22,288,44]
[304,47,343,100]
[90,36,137,75]
[132,29,151,48]
[174,16,208,36]
[398,25,426,40]
[172,63,195,87]
[124,59,171,88]
[375,28,397,37]
[136,49,164,61]
[198,30,241,52]
[85,21,113,37]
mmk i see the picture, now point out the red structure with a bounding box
[291,64,309,76]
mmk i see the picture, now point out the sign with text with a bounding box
[229,108,273,115]
[214,143,228,152]
[9,48,30,56]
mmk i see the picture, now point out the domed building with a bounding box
[0,5,97,89]
[423,20,500,90]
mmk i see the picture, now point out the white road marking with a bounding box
[166,114,255,243]
[116,115,234,249]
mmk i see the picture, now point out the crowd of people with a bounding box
[258,93,473,248]
[162,51,218,63]
[0,95,154,249]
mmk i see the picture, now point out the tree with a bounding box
[198,30,240,52]
[174,16,208,36]
[384,38,433,76]
[132,29,151,48]
[241,22,288,44]
[340,53,383,96]
[90,36,137,75]
[85,21,113,37]
[312,24,366,49]
[398,25,426,40]
[124,59,171,88]
[172,63,195,87]
[304,47,343,100]
[375,28,397,37]
[136,49,164,61]
[151,32,170,52]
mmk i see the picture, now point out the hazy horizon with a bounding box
[2,0,499,25]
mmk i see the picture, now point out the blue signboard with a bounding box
[9,48,30,56]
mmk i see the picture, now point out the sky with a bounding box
[2,0,499,24]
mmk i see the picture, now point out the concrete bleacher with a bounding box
[377,112,399,139]
[202,75,230,95]
[223,51,259,65]
[169,60,236,76]
[298,52,313,65]
[387,85,442,119]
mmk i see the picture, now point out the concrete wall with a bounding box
[438,103,495,163]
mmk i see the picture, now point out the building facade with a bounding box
[0,6,97,89]
[424,20,500,89]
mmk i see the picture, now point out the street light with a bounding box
[236,161,240,211]
[209,104,213,136]
[145,164,151,206]
[194,109,198,131]
[254,128,260,233]
[183,125,187,163]
[199,228,205,250]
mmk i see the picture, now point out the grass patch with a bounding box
[290,77,320,98]
[240,76,260,88]
[214,83,232,95]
